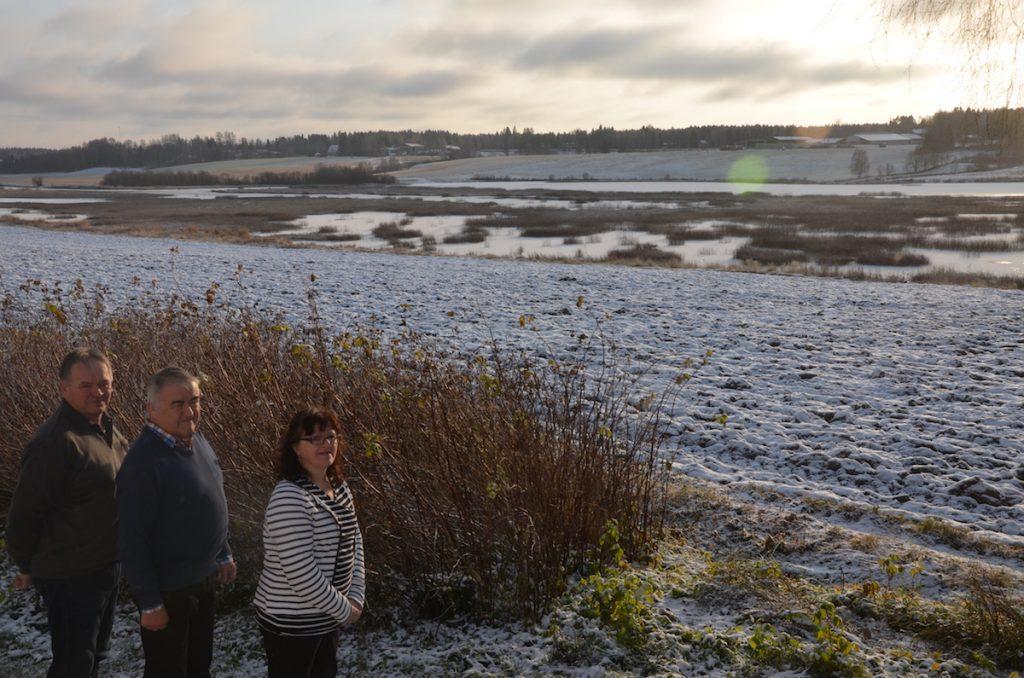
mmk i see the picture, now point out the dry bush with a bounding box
[865,569,1024,670]
[300,232,362,243]
[910,267,1024,288]
[372,221,422,240]
[442,224,488,244]
[735,244,809,266]
[937,217,1015,236]
[0,277,672,620]
[920,236,1023,251]
[741,227,930,267]
[953,574,1024,667]
[606,243,682,264]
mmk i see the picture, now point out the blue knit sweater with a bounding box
[116,427,231,609]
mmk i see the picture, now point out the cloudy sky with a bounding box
[0,0,1014,147]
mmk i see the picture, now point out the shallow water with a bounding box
[262,211,1023,277]
[0,208,86,222]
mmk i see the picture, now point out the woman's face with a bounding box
[293,425,339,479]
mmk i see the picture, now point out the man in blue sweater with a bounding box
[116,367,236,678]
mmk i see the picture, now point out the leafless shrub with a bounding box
[922,237,1022,251]
[302,232,361,243]
[735,245,809,266]
[741,227,930,267]
[911,267,1024,288]
[372,221,422,239]
[607,243,682,264]
[442,224,488,244]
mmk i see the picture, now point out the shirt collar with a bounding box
[147,422,193,452]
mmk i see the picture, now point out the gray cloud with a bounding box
[518,26,909,87]
[41,0,147,38]
[411,22,914,98]
[0,0,946,146]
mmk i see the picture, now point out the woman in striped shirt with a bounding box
[254,408,365,678]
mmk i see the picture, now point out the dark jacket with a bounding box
[116,427,231,609]
[5,401,128,579]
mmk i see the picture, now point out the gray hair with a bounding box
[146,366,199,405]
[59,347,111,382]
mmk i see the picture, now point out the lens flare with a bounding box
[727,155,769,192]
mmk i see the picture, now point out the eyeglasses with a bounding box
[298,434,338,446]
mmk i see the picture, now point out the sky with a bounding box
[0,0,1018,148]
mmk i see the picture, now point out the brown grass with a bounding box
[606,243,682,264]
[738,227,931,267]
[442,224,488,244]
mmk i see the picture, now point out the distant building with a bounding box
[773,136,814,146]
[477,149,519,157]
[758,136,843,149]
[845,133,922,146]
[326,144,340,156]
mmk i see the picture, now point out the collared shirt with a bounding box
[146,422,191,452]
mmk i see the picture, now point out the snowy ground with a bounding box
[394,148,966,183]
[1,225,1022,674]
[3,147,1008,189]
[1,224,1021,539]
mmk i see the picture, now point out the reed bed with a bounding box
[736,227,931,267]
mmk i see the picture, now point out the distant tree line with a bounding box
[101,165,395,187]
[915,107,1024,159]
[0,120,915,174]
[3,109,1020,174]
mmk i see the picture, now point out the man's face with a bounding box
[147,380,202,441]
[60,360,113,424]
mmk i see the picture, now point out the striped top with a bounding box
[254,477,365,636]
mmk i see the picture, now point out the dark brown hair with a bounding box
[59,347,111,382]
[275,407,347,483]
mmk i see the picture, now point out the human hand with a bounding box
[141,607,169,631]
[218,560,237,585]
[346,601,363,625]
[11,572,31,591]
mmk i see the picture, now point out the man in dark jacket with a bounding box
[6,348,129,678]
[116,366,235,678]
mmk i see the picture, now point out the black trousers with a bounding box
[35,564,120,678]
[261,628,339,678]
[140,575,217,678]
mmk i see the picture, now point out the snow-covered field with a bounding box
[4,147,1016,190]
[1,225,1022,675]
[2,224,1021,538]
[406,178,1024,197]
[395,147,970,183]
